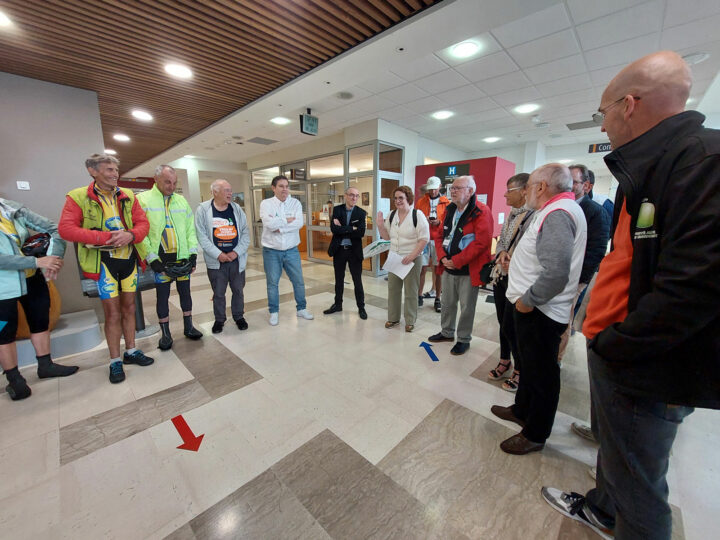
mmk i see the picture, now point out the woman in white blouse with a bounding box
[377,186,429,332]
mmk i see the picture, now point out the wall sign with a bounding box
[588,142,612,153]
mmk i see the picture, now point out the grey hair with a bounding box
[345,186,360,194]
[85,153,119,170]
[540,164,573,193]
[455,175,476,193]
[211,179,230,193]
[154,164,176,177]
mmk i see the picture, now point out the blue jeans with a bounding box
[585,349,693,540]
[262,246,306,313]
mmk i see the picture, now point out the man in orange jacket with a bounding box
[415,176,449,312]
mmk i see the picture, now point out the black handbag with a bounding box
[480,259,495,284]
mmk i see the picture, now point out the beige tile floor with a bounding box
[0,249,718,539]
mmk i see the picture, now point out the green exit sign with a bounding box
[300,113,319,136]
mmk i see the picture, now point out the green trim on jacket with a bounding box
[137,184,198,262]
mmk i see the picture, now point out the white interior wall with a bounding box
[0,73,105,314]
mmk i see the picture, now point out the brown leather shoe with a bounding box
[490,405,526,428]
[500,433,544,455]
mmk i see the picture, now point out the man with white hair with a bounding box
[491,164,587,455]
[428,175,493,355]
[138,165,202,350]
[543,50,720,540]
[195,179,250,334]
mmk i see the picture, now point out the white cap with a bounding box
[426,176,441,190]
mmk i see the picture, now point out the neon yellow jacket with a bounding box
[137,184,198,262]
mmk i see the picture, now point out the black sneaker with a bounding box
[418,295,424,307]
[434,299,441,313]
[235,318,249,331]
[428,332,454,343]
[450,342,470,355]
[540,487,614,540]
[109,361,126,384]
[212,321,224,334]
[122,350,154,366]
[358,307,367,320]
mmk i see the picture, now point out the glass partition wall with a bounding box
[250,141,403,275]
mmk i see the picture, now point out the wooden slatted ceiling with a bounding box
[0,0,439,172]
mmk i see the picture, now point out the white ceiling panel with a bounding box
[492,86,543,107]
[404,95,447,114]
[378,83,429,103]
[351,95,397,114]
[475,71,533,96]
[589,64,627,88]
[454,51,519,83]
[413,69,471,94]
[376,105,415,121]
[452,97,501,114]
[436,84,487,105]
[660,14,720,50]
[577,1,663,51]
[433,33,503,66]
[356,71,407,94]
[584,33,660,70]
[663,0,720,28]
[389,54,449,82]
[536,73,593,97]
[508,29,581,68]
[566,0,648,24]
[543,88,598,109]
[524,54,589,84]
[491,3,571,49]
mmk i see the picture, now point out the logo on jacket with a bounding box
[634,200,658,240]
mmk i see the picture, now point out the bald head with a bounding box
[600,51,692,148]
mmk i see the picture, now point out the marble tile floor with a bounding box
[0,254,717,539]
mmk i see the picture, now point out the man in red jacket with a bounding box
[59,153,153,384]
[427,175,493,355]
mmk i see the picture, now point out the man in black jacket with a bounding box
[542,51,720,540]
[323,187,367,319]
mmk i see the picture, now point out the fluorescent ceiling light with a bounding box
[131,109,153,121]
[558,159,572,164]
[682,52,709,66]
[450,41,480,59]
[104,149,117,155]
[270,117,292,125]
[0,10,12,27]
[482,137,500,143]
[431,110,454,120]
[514,103,540,114]
[113,134,130,142]
[164,63,193,79]
[183,155,195,158]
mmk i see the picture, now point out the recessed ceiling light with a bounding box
[558,159,573,164]
[183,155,195,159]
[270,117,292,125]
[104,149,117,155]
[514,103,540,114]
[451,41,480,59]
[164,63,193,79]
[482,136,500,143]
[431,110,454,120]
[682,52,710,66]
[686,98,696,106]
[0,10,13,27]
[131,109,153,121]
[113,134,130,142]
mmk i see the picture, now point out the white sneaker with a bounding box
[540,487,613,540]
[296,309,314,320]
[269,312,279,326]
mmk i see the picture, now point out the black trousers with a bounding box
[511,307,566,444]
[333,246,364,308]
[493,277,512,360]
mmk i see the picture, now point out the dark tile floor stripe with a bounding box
[59,380,211,465]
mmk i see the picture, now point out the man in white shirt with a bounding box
[259,175,313,325]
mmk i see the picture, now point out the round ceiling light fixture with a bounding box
[104,149,117,155]
[270,117,292,125]
[183,155,195,159]
[113,134,130,142]
[451,41,480,59]
[131,109,153,121]
[514,103,540,114]
[482,136,500,143]
[0,10,13,27]
[431,110,454,120]
[681,52,710,66]
[164,63,193,79]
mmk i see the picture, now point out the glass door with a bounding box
[307,179,343,262]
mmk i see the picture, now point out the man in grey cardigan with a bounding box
[195,180,250,334]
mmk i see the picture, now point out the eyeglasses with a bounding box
[505,186,523,193]
[345,193,359,198]
[592,95,641,124]
[449,186,470,192]
[393,196,406,201]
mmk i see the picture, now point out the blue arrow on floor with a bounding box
[419,341,439,362]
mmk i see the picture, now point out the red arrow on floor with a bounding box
[171,414,204,451]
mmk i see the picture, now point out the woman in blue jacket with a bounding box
[0,198,78,401]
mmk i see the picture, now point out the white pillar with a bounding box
[522,141,546,173]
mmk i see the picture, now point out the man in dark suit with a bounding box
[323,186,367,319]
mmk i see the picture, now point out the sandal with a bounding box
[502,370,520,392]
[385,321,399,329]
[488,359,512,380]
[405,324,414,333]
